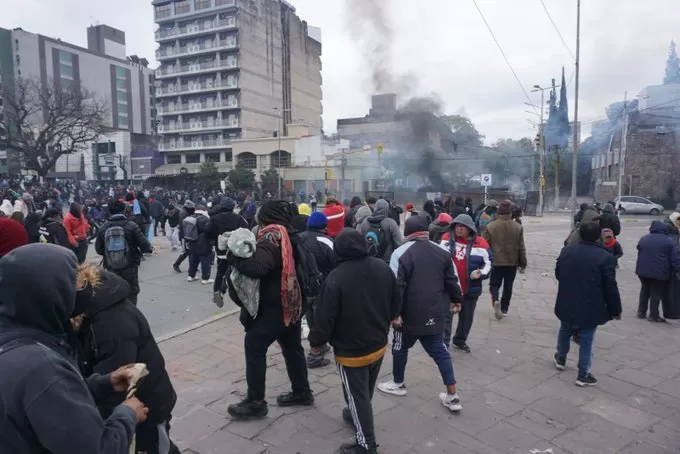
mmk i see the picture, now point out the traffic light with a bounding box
[325,168,333,180]
[534,133,541,150]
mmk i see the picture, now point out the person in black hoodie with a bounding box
[23,212,43,243]
[422,199,437,224]
[39,207,70,247]
[0,244,148,453]
[345,196,363,227]
[300,211,336,368]
[226,201,313,420]
[600,203,621,237]
[448,196,468,218]
[208,197,248,302]
[96,201,153,305]
[309,228,401,454]
[378,216,463,414]
[72,265,179,454]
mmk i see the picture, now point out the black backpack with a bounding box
[364,221,388,257]
[291,235,323,303]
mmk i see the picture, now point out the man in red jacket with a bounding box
[322,197,346,238]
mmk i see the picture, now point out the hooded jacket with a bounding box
[482,213,527,267]
[353,205,372,228]
[64,207,90,246]
[321,199,346,237]
[300,229,336,278]
[357,199,404,263]
[344,196,363,227]
[450,197,468,218]
[599,203,621,237]
[390,217,462,336]
[635,220,680,281]
[565,208,600,246]
[0,244,136,454]
[440,214,492,297]
[308,229,401,362]
[75,271,176,426]
[208,198,248,257]
[95,214,152,268]
[39,213,70,247]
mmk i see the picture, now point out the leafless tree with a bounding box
[0,77,108,177]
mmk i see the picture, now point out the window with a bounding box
[185,153,200,164]
[118,115,129,128]
[60,63,73,79]
[115,66,126,78]
[116,79,126,90]
[59,50,73,64]
[195,0,211,10]
[238,152,256,169]
[205,152,221,162]
[224,151,232,162]
[155,4,172,18]
[175,0,190,14]
[166,153,182,164]
[117,98,128,108]
[271,151,290,168]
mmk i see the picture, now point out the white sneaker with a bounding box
[377,381,407,396]
[439,392,462,412]
[187,276,198,282]
[201,279,214,285]
[301,317,310,340]
[493,300,503,320]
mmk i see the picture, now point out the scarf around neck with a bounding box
[258,224,302,327]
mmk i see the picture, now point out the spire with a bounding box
[664,40,680,84]
[559,67,568,121]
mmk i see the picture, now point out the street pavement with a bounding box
[148,215,680,454]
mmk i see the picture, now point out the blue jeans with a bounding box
[556,322,596,377]
[392,330,456,385]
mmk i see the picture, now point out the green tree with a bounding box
[226,162,256,191]
[440,115,484,152]
[197,160,221,191]
[260,168,280,195]
[664,40,680,84]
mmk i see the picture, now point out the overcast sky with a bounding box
[2,0,677,142]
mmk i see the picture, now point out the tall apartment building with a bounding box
[153,0,322,174]
[0,25,156,180]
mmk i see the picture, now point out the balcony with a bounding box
[158,138,231,152]
[156,78,239,97]
[156,38,238,61]
[155,16,237,42]
[158,119,240,134]
[155,56,238,79]
[157,99,239,115]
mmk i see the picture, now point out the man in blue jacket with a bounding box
[554,222,622,387]
[0,244,149,453]
[635,220,680,322]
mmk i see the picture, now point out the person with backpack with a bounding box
[72,264,180,454]
[183,203,213,284]
[172,200,195,273]
[226,201,313,420]
[357,198,403,263]
[95,200,152,305]
[0,244,148,454]
[300,211,336,368]
[208,197,248,303]
[39,207,70,247]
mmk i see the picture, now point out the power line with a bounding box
[470,0,539,115]
[538,0,576,61]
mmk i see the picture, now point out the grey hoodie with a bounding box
[0,244,136,454]
[357,199,404,262]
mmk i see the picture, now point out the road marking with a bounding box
[156,308,240,343]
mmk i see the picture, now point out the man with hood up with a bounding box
[565,208,600,246]
[449,196,468,218]
[345,196,363,228]
[309,228,401,454]
[0,244,148,453]
[357,198,404,263]
[599,203,621,237]
[208,197,248,302]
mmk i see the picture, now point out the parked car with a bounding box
[615,196,664,215]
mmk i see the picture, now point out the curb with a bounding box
[156,308,240,343]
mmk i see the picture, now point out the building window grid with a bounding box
[239,154,256,169]
[185,153,200,164]
[195,0,212,10]
[205,152,221,162]
[175,0,191,14]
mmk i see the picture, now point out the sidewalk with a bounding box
[159,224,680,454]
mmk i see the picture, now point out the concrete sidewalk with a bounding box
[159,223,680,454]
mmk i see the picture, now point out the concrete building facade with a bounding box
[152,0,322,174]
[0,24,157,180]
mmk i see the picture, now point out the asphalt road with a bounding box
[86,213,662,339]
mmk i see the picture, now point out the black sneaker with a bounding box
[342,407,355,427]
[276,390,314,407]
[575,373,598,387]
[453,342,471,353]
[173,264,181,273]
[554,353,566,371]
[338,442,378,454]
[649,315,667,323]
[636,312,647,319]
[227,399,268,419]
[306,354,331,369]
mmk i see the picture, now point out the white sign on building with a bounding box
[481,174,493,187]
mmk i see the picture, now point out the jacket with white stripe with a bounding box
[299,230,336,278]
[390,238,463,336]
[440,232,492,298]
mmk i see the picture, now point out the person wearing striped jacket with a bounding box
[440,214,492,353]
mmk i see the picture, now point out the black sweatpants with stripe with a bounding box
[337,357,383,451]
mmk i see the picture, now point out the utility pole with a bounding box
[340,147,347,201]
[616,92,629,208]
[532,85,553,216]
[570,0,582,225]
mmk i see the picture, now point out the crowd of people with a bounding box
[1,181,680,453]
